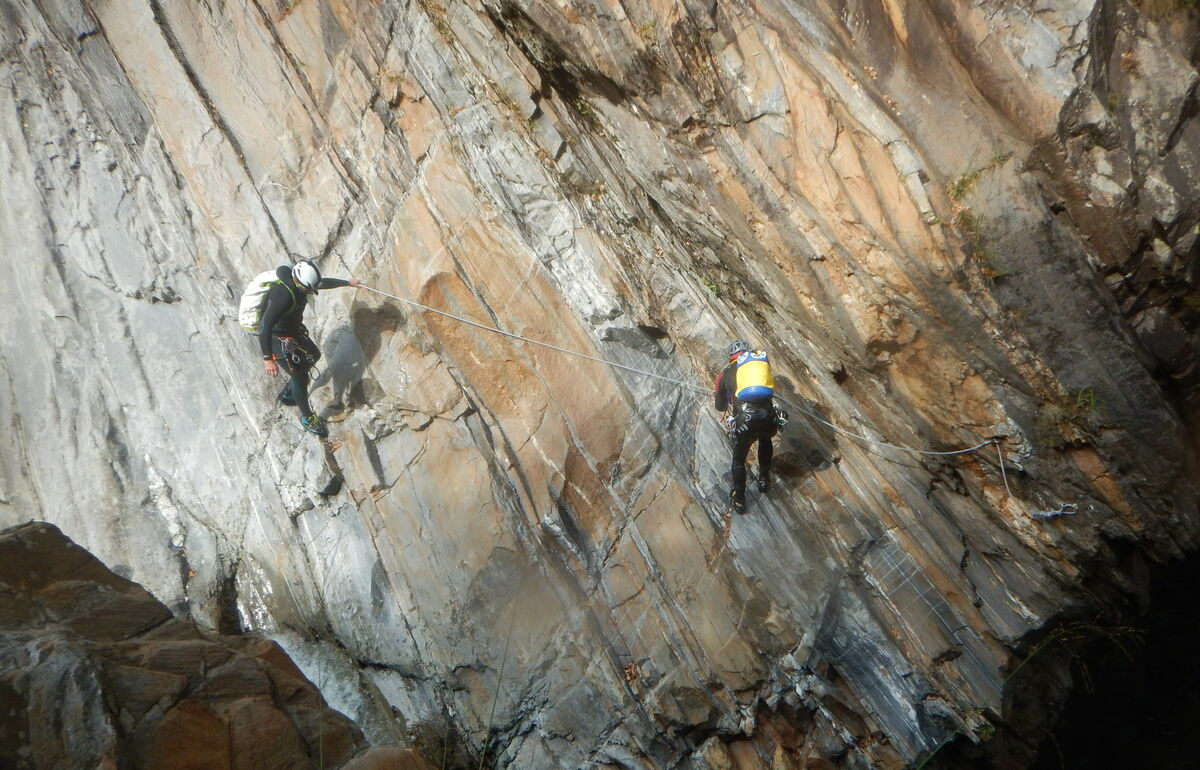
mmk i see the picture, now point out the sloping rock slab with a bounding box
[0,521,377,769]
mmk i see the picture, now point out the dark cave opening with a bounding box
[1029,552,1200,770]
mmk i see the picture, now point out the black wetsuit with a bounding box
[258,266,350,418]
[715,359,778,503]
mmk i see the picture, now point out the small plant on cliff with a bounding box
[1177,291,1200,324]
[424,1,455,41]
[1120,51,1141,75]
[945,154,1013,266]
[280,0,304,20]
[946,171,980,204]
[1005,620,1145,689]
[951,207,985,254]
[702,277,721,298]
[951,207,1000,282]
[946,153,1012,203]
[951,206,980,234]
[1072,387,1099,414]
[1034,388,1101,448]
[977,250,1015,283]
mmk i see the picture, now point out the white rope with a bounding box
[360,285,1010,470]
[362,285,706,393]
[995,441,1013,497]
[774,395,996,458]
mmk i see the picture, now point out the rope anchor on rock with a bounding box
[1030,503,1079,520]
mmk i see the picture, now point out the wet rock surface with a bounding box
[1,1,1198,768]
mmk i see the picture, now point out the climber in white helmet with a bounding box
[255,259,360,437]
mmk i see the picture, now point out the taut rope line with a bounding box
[362,285,704,392]
[360,285,1011,488]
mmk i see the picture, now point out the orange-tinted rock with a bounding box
[1,1,1198,768]
[343,747,437,770]
[130,698,231,770]
[0,522,405,768]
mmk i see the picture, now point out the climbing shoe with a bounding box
[299,414,328,437]
[756,475,770,494]
[278,385,296,407]
[729,490,746,514]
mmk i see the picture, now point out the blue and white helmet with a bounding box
[292,260,321,293]
[728,339,751,359]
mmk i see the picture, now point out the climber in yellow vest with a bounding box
[238,260,360,437]
[714,340,784,513]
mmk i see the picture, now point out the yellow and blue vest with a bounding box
[734,350,774,402]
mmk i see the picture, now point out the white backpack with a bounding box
[238,267,294,333]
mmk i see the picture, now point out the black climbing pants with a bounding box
[730,403,778,500]
[272,334,321,418]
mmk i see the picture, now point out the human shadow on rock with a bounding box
[311,323,375,417]
[771,375,837,482]
[353,302,407,364]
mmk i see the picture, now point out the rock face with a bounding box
[1,1,1198,768]
[0,521,373,769]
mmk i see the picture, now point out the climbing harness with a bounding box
[359,285,1013,494]
[729,401,776,437]
[279,336,318,367]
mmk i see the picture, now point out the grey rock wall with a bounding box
[2,1,1198,767]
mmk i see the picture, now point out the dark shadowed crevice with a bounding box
[924,549,1200,769]
[1027,552,1200,770]
[214,561,243,635]
[480,0,630,117]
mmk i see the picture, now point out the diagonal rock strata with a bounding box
[1,1,1198,767]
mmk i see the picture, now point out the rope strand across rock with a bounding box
[359,284,1012,493]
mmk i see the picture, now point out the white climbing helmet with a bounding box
[292,259,321,294]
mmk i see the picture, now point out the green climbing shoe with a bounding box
[299,414,328,437]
